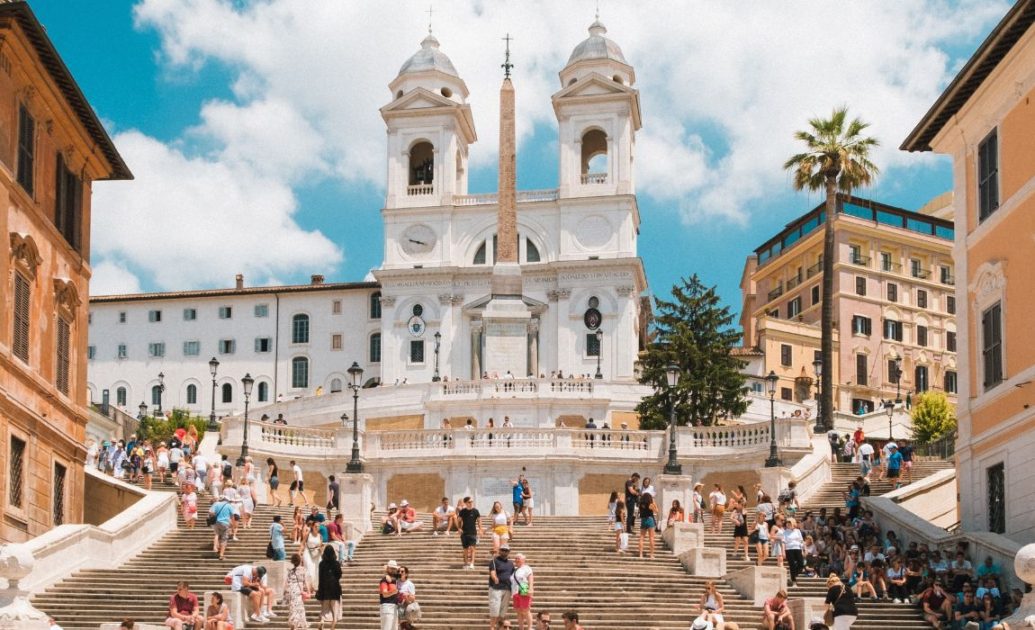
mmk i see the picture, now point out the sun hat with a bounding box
[388,502,397,509]
[385,560,400,569]
[400,499,409,507]
[499,544,511,551]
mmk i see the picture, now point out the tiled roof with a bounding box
[90,281,380,304]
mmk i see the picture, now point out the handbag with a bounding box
[265,541,275,559]
[824,585,844,626]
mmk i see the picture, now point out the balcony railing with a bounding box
[912,268,931,280]
[806,262,823,278]
[850,254,871,267]
[407,184,434,196]
[786,275,802,290]
[881,261,902,273]
[941,274,955,286]
[767,284,784,301]
[581,172,608,185]
[453,189,560,206]
[437,378,595,399]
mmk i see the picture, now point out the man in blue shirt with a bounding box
[886,444,904,488]
[209,490,236,561]
[512,476,525,517]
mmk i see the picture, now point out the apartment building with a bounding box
[741,194,957,415]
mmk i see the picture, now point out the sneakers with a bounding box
[265,610,278,618]
[433,531,439,537]
[249,614,268,624]
[466,563,475,570]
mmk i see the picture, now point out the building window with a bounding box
[880,251,893,272]
[940,266,954,285]
[849,244,864,265]
[978,129,999,221]
[910,258,923,278]
[856,354,868,387]
[148,342,165,358]
[330,378,343,393]
[292,314,310,344]
[54,153,83,251]
[56,317,71,395]
[987,462,1005,534]
[811,285,820,306]
[219,339,236,354]
[883,319,903,342]
[370,333,382,363]
[854,277,866,296]
[9,436,26,509]
[52,461,67,526]
[852,399,875,414]
[915,365,929,392]
[221,383,233,403]
[186,384,198,404]
[767,308,779,318]
[852,315,872,336]
[526,238,541,263]
[332,300,342,315]
[888,359,900,383]
[291,357,309,388]
[944,371,958,394]
[780,344,792,367]
[16,105,35,195]
[12,273,30,362]
[151,384,162,406]
[587,333,601,357]
[148,310,162,323]
[887,283,898,302]
[117,344,128,359]
[410,339,425,363]
[982,302,1004,390]
[257,381,269,402]
[183,308,197,321]
[254,304,269,318]
[331,334,343,350]
[786,297,802,319]
[947,296,956,315]
[116,387,127,406]
[183,341,200,356]
[917,325,928,347]
[947,331,957,353]
[87,345,96,360]
[780,387,793,401]
[254,337,272,353]
[219,306,233,319]
[370,292,382,319]
[917,290,928,309]
[118,311,127,324]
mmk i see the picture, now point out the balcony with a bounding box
[581,172,608,185]
[453,189,560,206]
[407,184,434,196]
[912,267,931,280]
[881,261,902,273]
[941,274,955,286]
[786,275,802,290]
[806,261,823,278]
[767,284,785,302]
[850,254,871,267]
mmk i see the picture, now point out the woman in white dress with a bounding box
[300,520,323,588]
[239,478,255,529]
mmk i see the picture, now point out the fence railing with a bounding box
[258,421,337,450]
[407,184,434,196]
[435,378,595,399]
[915,433,956,459]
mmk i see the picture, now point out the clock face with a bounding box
[400,224,437,257]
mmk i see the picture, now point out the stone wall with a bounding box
[83,469,143,525]
[578,473,627,516]
[386,473,445,513]
[366,414,424,431]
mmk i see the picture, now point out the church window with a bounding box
[586,333,601,357]
[369,333,382,363]
[440,87,453,98]
[116,386,127,406]
[151,385,162,406]
[222,383,233,403]
[588,296,600,309]
[412,304,423,317]
[291,356,309,389]
[257,381,269,402]
[473,241,487,265]
[330,378,343,393]
[526,239,540,263]
[186,384,197,405]
[292,313,310,344]
[410,339,425,363]
[409,141,434,186]
[370,292,382,319]
[580,129,608,184]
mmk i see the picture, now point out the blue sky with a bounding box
[29,0,1005,318]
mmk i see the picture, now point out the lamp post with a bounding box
[432,331,442,382]
[765,370,781,467]
[208,357,220,431]
[812,357,824,433]
[892,355,903,404]
[156,372,165,416]
[137,401,148,421]
[594,329,604,379]
[664,362,682,475]
[884,398,895,441]
[236,373,254,466]
[346,361,365,473]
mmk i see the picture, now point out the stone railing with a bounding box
[453,189,560,206]
[407,184,434,196]
[434,378,595,400]
[581,172,607,185]
[258,421,337,449]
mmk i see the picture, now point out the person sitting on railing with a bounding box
[487,418,496,446]
[432,497,457,536]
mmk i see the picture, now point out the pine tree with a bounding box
[910,391,956,444]
[636,275,749,428]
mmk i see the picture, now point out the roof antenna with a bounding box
[426,5,434,34]
[502,33,514,78]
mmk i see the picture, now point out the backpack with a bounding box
[222,461,233,478]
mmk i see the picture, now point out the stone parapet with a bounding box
[662,522,705,556]
[726,565,787,606]
[204,591,245,629]
[678,547,726,578]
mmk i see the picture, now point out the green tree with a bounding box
[784,107,880,431]
[910,391,957,444]
[138,408,208,444]
[636,275,748,428]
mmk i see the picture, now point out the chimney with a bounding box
[311,274,325,285]
[235,274,244,290]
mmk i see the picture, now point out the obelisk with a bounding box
[482,34,531,377]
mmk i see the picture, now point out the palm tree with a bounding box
[784,107,879,432]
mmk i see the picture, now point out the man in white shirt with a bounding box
[192,452,208,487]
[228,564,275,623]
[858,442,875,478]
[289,460,306,507]
[432,496,457,535]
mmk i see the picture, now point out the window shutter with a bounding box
[13,274,30,361]
[56,318,70,394]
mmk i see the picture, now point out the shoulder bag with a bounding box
[824,585,844,626]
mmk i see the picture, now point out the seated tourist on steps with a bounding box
[433,496,457,535]
[762,590,794,630]
[561,611,584,630]
[205,592,231,630]
[397,500,423,534]
[164,581,202,630]
[228,564,276,623]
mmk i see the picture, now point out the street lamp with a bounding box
[236,373,254,466]
[156,371,165,416]
[594,329,604,380]
[892,354,903,404]
[664,362,682,475]
[884,398,895,441]
[765,370,781,467]
[432,331,442,382]
[812,357,824,433]
[138,401,148,420]
[346,361,365,473]
[208,357,220,431]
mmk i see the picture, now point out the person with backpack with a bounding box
[209,489,236,561]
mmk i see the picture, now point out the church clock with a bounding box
[400,224,437,256]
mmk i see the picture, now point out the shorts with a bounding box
[524,497,534,509]
[512,593,532,610]
[320,599,341,622]
[513,502,523,515]
[240,586,255,596]
[904,461,913,469]
[290,480,305,492]
[400,521,419,531]
[493,525,510,538]
[269,476,279,490]
[713,505,726,518]
[170,462,179,473]
[214,523,230,543]
[461,534,478,549]
[613,522,624,533]
[888,468,900,479]
[641,516,656,530]
[488,588,511,618]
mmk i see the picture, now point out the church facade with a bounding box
[86,20,651,419]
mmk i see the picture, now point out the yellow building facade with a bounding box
[903,0,1035,545]
[742,194,956,415]
[0,2,130,542]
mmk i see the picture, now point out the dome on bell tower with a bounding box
[566,19,627,66]
[398,33,459,78]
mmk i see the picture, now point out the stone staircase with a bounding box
[697,458,954,630]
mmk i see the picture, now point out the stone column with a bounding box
[339,473,375,535]
[496,77,517,264]
[470,320,482,379]
[528,319,540,378]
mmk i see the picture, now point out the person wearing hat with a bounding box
[380,560,401,630]
[208,489,236,560]
[885,443,904,488]
[228,564,275,623]
[489,544,516,629]
[824,573,857,629]
[691,617,714,630]
[397,500,423,534]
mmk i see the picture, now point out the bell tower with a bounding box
[552,18,641,199]
[381,31,477,210]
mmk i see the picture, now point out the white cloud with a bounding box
[91,260,143,295]
[90,0,1009,290]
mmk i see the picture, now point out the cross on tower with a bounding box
[502,33,514,78]
[426,5,433,34]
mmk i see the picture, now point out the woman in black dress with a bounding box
[825,573,859,629]
[316,545,343,630]
[731,504,750,562]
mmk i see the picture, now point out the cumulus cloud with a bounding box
[91,260,143,296]
[89,0,1009,292]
